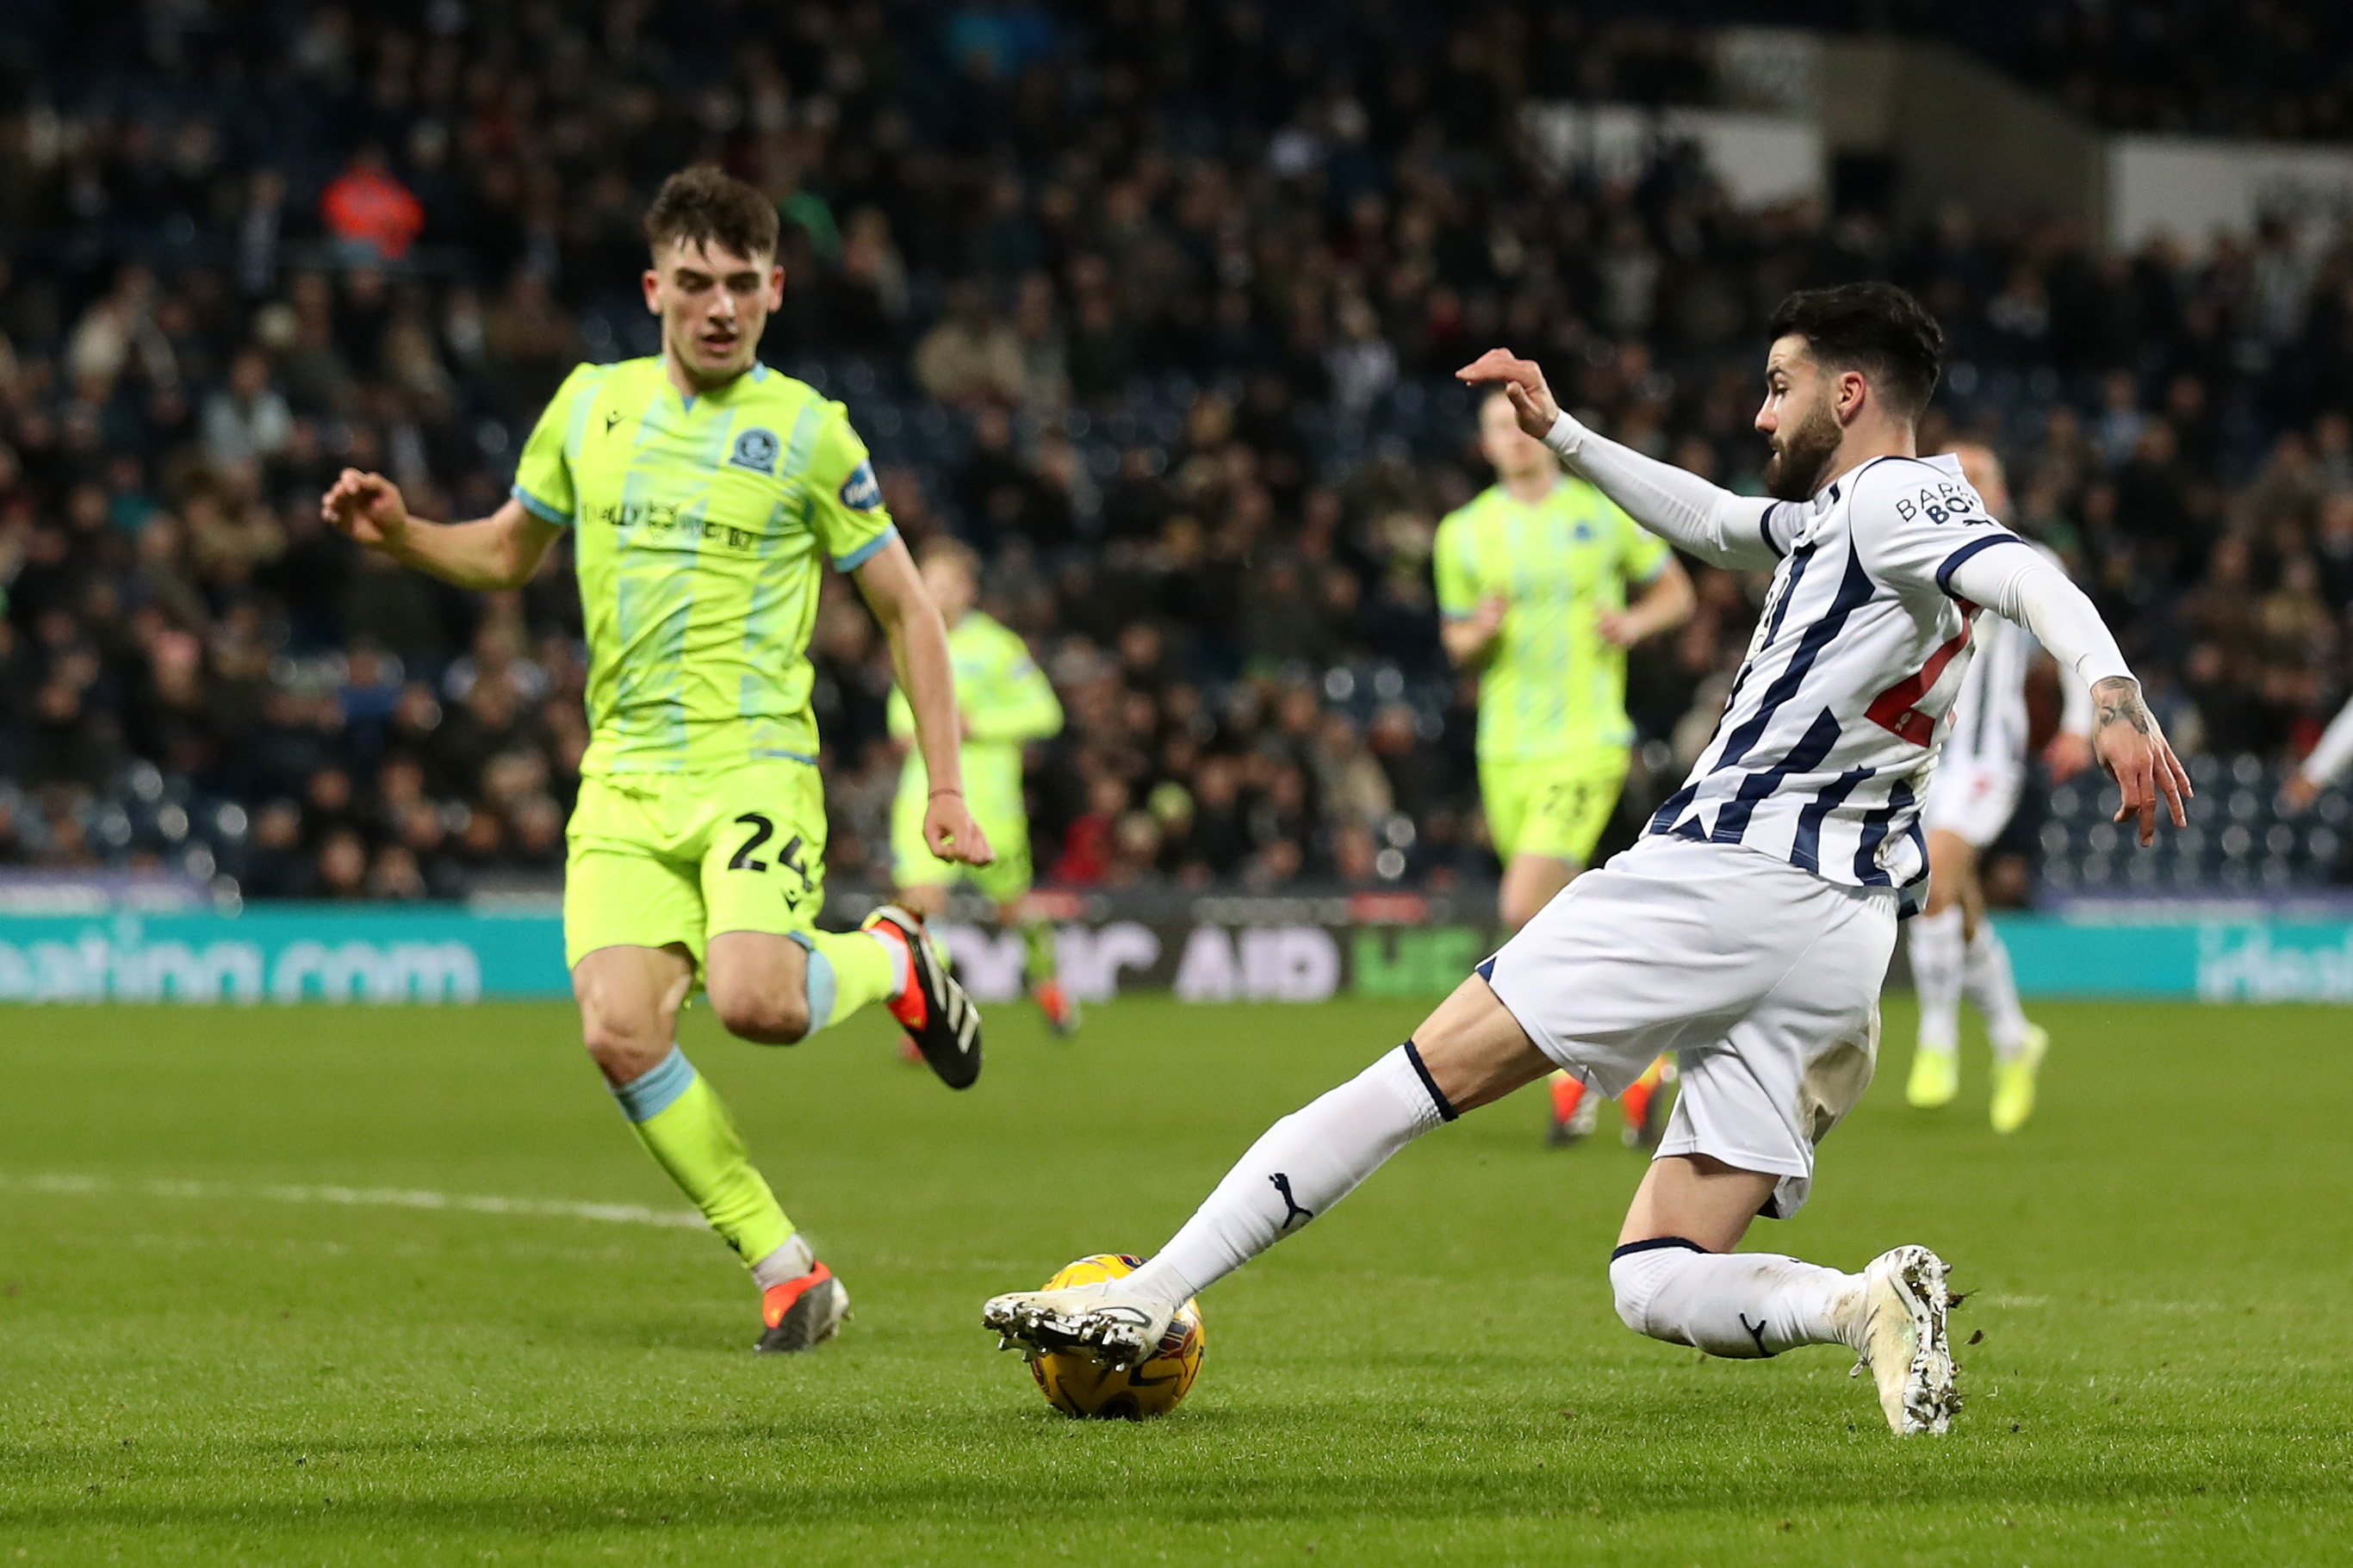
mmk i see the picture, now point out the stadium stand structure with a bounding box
[2,2,2351,903]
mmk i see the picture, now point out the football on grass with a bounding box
[1028,1254,1206,1419]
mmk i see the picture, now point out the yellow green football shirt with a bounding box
[512,357,896,777]
[1433,475,1670,760]
[886,609,1063,826]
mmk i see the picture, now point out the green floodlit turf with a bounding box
[0,995,2347,1565]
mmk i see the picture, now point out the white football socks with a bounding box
[1907,906,1965,1057]
[1964,921,2032,1057]
[750,1231,817,1292]
[1123,1044,1454,1311]
[1609,1239,1863,1358]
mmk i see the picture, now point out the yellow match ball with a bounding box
[1028,1254,1206,1420]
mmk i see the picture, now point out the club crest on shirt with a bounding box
[729,427,780,474]
[838,459,883,511]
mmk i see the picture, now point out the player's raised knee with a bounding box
[711,986,810,1045]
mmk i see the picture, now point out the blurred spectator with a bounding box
[320,147,425,263]
[5,0,2353,909]
[201,351,293,472]
[915,282,1025,406]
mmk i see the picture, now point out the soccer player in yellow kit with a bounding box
[1437,389,1694,1147]
[321,167,987,1353]
[886,539,1079,1033]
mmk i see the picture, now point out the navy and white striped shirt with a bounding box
[1936,542,2090,779]
[1646,453,2027,907]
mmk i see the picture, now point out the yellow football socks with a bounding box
[1021,917,1059,989]
[799,928,902,1032]
[612,1047,792,1269]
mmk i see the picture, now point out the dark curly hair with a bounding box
[643,165,779,261]
[1766,282,1945,422]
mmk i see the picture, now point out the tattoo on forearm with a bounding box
[2092,677,2151,736]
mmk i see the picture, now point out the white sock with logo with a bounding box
[1964,921,2032,1057]
[1907,907,1965,1057]
[1609,1239,1864,1358]
[1123,1044,1454,1311]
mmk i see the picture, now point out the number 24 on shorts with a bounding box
[728,812,814,892]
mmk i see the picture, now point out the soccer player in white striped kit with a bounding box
[1904,442,2097,1131]
[981,285,2189,1435]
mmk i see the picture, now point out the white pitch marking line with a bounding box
[0,1171,705,1230]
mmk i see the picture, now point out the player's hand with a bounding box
[1455,349,1561,440]
[924,791,995,867]
[2042,729,2095,784]
[2090,677,2191,846]
[2280,771,2322,814]
[321,468,412,551]
[1471,595,1507,636]
[1596,607,1638,648]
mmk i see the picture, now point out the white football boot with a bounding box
[1844,1244,1959,1435]
[983,1279,1177,1370]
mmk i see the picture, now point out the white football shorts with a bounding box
[1481,836,1897,1218]
[1922,759,2023,849]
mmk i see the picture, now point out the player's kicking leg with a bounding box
[984,844,1957,1433]
[981,976,1953,1432]
[575,943,849,1352]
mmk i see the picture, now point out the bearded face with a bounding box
[1761,386,1843,501]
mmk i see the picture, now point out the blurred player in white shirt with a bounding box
[2281,696,2353,812]
[1903,443,2096,1132]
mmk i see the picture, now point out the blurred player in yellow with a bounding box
[1437,390,1694,1147]
[321,167,989,1354]
[886,538,1077,1034]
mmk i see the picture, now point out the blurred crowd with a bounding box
[2,2,2352,901]
[1969,0,2353,142]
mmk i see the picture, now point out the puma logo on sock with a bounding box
[1269,1172,1313,1231]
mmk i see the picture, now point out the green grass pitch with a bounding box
[0,994,2346,1565]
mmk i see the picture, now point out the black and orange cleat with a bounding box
[1619,1056,1674,1150]
[1545,1069,1596,1147]
[755,1261,848,1354]
[863,905,982,1088]
[1032,976,1082,1038]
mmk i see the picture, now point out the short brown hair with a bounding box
[919,536,981,579]
[643,166,779,260]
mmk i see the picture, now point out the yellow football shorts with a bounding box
[890,788,1034,906]
[1481,747,1630,865]
[563,761,829,970]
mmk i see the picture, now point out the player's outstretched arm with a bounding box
[1946,543,2189,846]
[856,536,994,867]
[2088,676,2191,846]
[1454,350,1779,570]
[320,469,562,592]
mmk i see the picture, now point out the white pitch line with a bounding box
[0,1171,705,1230]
